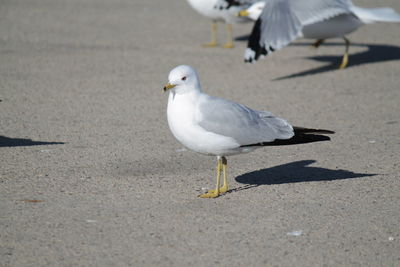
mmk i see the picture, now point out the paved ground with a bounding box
[1,0,399,266]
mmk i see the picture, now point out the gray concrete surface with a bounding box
[1,0,399,266]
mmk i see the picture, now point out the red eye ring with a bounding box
[181,76,187,81]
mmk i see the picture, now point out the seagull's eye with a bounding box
[181,76,187,81]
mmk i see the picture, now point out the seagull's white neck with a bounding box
[171,83,202,96]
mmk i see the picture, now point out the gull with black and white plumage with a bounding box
[240,0,400,68]
[186,0,258,48]
[163,65,334,198]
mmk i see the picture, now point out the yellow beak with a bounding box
[238,10,249,17]
[163,83,176,92]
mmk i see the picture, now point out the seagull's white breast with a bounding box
[167,91,245,156]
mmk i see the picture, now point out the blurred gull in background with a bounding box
[186,0,259,48]
[239,0,400,68]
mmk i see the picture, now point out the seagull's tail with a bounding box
[240,127,334,147]
[351,6,400,24]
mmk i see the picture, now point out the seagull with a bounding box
[186,0,258,48]
[239,0,400,68]
[163,65,334,198]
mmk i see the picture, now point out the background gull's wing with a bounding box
[245,0,354,62]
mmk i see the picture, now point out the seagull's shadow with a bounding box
[274,42,400,80]
[232,160,375,192]
[0,136,65,147]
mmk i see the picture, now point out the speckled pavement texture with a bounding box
[1,0,399,266]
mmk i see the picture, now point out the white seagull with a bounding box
[186,0,258,48]
[163,65,334,198]
[239,0,400,68]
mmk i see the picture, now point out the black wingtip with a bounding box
[241,133,331,147]
[294,127,335,135]
[246,19,263,61]
[240,126,335,148]
[246,18,273,63]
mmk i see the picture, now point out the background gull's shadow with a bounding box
[0,136,65,147]
[274,42,400,80]
[233,160,375,192]
[234,34,251,42]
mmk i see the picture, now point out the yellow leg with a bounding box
[339,37,350,69]
[203,22,218,47]
[221,24,234,48]
[219,157,229,193]
[199,157,222,198]
[201,157,228,197]
[311,39,324,49]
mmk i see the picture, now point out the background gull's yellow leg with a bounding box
[203,22,218,47]
[221,24,234,48]
[339,37,350,69]
[311,39,325,49]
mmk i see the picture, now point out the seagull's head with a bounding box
[164,65,201,94]
[238,2,265,21]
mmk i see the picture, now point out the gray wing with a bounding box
[195,95,294,146]
[245,0,353,62]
